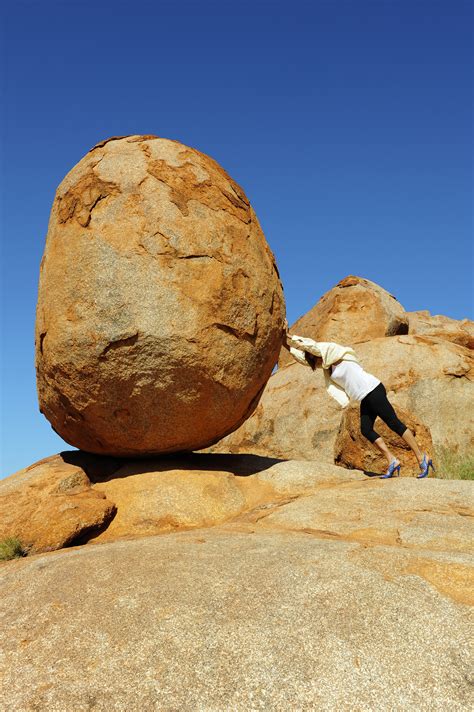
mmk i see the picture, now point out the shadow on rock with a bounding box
[363,469,383,477]
[60,449,285,483]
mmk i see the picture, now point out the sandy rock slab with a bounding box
[1,529,472,711]
[1,451,362,551]
[246,476,474,558]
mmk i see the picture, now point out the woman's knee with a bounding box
[386,417,407,437]
[360,420,379,443]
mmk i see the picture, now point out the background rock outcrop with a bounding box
[408,310,474,350]
[207,334,473,465]
[35,135,285,457]
[278,275,408,368]
[204,361,342,462]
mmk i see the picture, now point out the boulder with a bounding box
[207,335,473,460]
[1,474,473,711]
[408,310,474,350]
[35,135,285,456]
[278,275,408,368]
[334,402,433,475]
[0,453,117,553]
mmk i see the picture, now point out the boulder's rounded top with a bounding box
[88,134,161,152]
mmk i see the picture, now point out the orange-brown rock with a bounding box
[278,275,408,368]
[0,450,362,551]
[408,310,474,350]
[356,335,474,455]
[208,335,473,461]
[1,464,472,711]
[334,402,433,475]
[0,453,117,553]
[35,135,285,456]
[203,359,342,461]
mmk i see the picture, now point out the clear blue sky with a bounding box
[1,0,472,477]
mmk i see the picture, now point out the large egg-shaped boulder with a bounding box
[35,135,285,456]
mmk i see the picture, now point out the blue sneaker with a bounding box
[380,459,401,479]
[417,454,435,479]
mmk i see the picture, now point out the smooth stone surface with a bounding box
[1,528,472,711]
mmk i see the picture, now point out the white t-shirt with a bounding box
[329,360,381,402]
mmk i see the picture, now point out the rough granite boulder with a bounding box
[408,310,474,350]
[35,135,285,456]
[278,275,408,368]
[334,402,433,475]
[0,453,117,553]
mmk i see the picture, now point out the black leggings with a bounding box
[360,383,407,444]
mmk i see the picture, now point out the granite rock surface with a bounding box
[1,518,472,711]
[35,135,285,456]
[278,275,408,368]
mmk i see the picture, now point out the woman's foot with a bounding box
[417,454,435,479]
[380,458,401,479]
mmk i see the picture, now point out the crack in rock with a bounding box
[99,333,139,360]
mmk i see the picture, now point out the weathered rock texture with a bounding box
[357,335,474,456]
[278,275,408,368]
[334,402,433,475]
[207,335,473,462]
[1,466,473,710]
[206,360,342,462]
[408,310,474,350]
[1,451,361,551]
[35,135,285,456]
[0,453,117,553]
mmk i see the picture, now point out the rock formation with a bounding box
[408,310,474,350]
[35,135,285,457]
[278,275,408,368]
[334,401,433,474]
[0,453,116,553]
[355,335,473,454]
[205,360,342,462]
[1,450,472,710]
[0,450,361,552]
[206,334,473,464]
[210,271,473,467]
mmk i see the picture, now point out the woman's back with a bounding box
[330,360,380,402]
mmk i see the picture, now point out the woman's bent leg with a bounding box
[401,428,423,465]
[360,392,397,466]
[367,383,425,466]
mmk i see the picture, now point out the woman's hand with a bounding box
[281,317,290,348]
